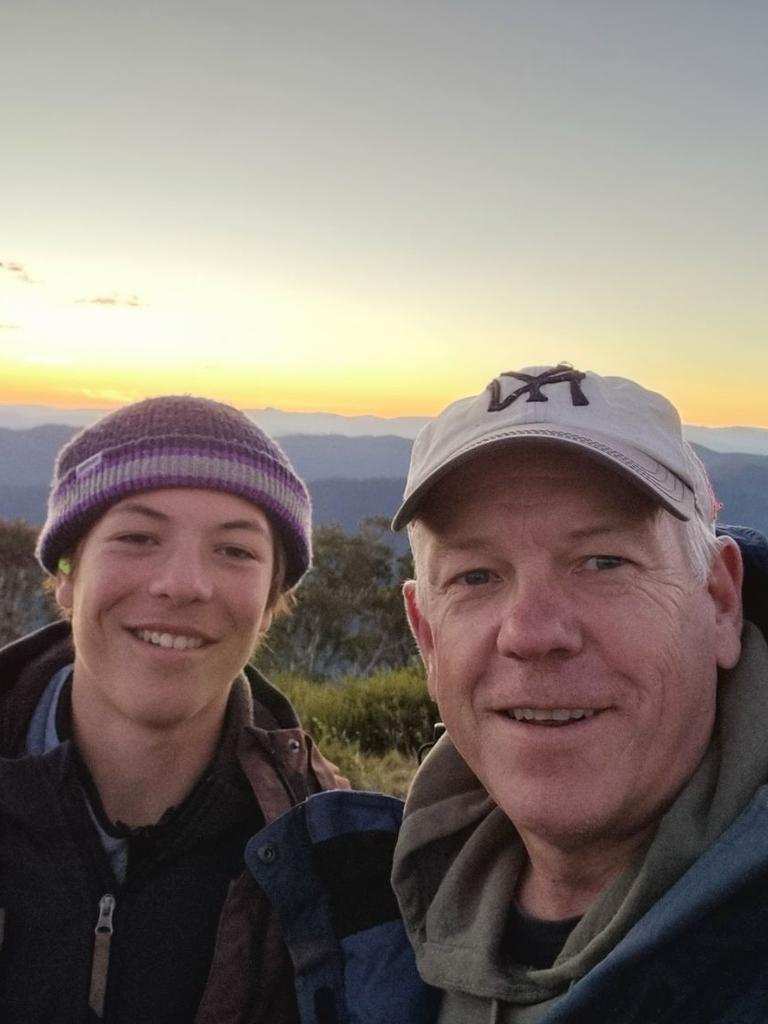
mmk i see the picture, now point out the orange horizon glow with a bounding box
[3,256,767,427]
[2,375,768,427]
[3,282,767,425]
[0,372,452,419]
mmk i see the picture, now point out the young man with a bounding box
[391,365,768,1022]
[0,396,347,1023]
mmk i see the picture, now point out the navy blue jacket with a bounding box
[721,524,768,638]
[246,790,440,1024]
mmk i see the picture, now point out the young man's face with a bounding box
[57,488,276,735]
[406,446,742,854]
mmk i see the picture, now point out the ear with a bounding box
[709,536,743,670]
[55,573,74,613]
[259,608,274,635]
[403,580,438,699]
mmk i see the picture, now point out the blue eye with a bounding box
[460,569,494,586]
[583,555,625,572]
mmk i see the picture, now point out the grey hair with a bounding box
[406,520,428,609]
[680,514,723,583]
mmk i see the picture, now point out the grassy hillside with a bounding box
[277,665,437,797]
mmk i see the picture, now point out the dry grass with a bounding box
[318,736,419,798]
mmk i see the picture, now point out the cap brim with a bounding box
[392,428,696,531]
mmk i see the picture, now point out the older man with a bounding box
[391,365,768,1022]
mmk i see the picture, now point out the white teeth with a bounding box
[510,708,595,723]
[135,629,204,650]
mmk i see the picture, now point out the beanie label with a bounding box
[75,452,104,479]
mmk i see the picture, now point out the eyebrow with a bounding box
[563,518,648,542]
[111,502,169,522]
[110,502,271,536]
[217,519,272,536]
[432,535,498,555]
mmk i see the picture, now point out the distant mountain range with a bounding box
[1,402,768,453]
[0,419,766,537]
[683,425,768,457]
[0,404,430,439]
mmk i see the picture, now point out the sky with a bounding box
[1,1,766,424]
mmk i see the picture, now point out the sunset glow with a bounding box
[2,4,766,425]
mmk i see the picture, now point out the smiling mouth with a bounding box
[132,629,206,651]
[507,708,597,724]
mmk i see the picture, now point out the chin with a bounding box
[126,697,206,732]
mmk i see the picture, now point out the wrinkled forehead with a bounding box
[416,443,662,533]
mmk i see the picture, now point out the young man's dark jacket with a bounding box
[0,620,348,1024]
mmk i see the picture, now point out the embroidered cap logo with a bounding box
[487,364,589,412]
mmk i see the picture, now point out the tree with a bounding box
[257,517,416,680]
[0,518,54,646]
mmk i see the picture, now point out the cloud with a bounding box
[0,322,20,329]
[77,293,142,308]
[0,260,33,284]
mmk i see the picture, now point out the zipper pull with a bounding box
[89,894,116,1019]
[95,894,116,934]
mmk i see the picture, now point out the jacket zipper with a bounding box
[88,893,116,1019]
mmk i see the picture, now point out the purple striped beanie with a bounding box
[35,395,312,588]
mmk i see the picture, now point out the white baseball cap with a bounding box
[392,364,717,531]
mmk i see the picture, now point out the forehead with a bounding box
[98,487,273,532]
[419,444,660,534]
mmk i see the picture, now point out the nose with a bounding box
[496,572,582,661]
[147,545,214,606]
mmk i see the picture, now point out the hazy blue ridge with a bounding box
[1,405,768,454]
[0,425,766,537]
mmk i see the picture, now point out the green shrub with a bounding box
[277,664,438,756]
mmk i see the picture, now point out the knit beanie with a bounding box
[35,395,312,589]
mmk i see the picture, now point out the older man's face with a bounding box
[406,446,742,852]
